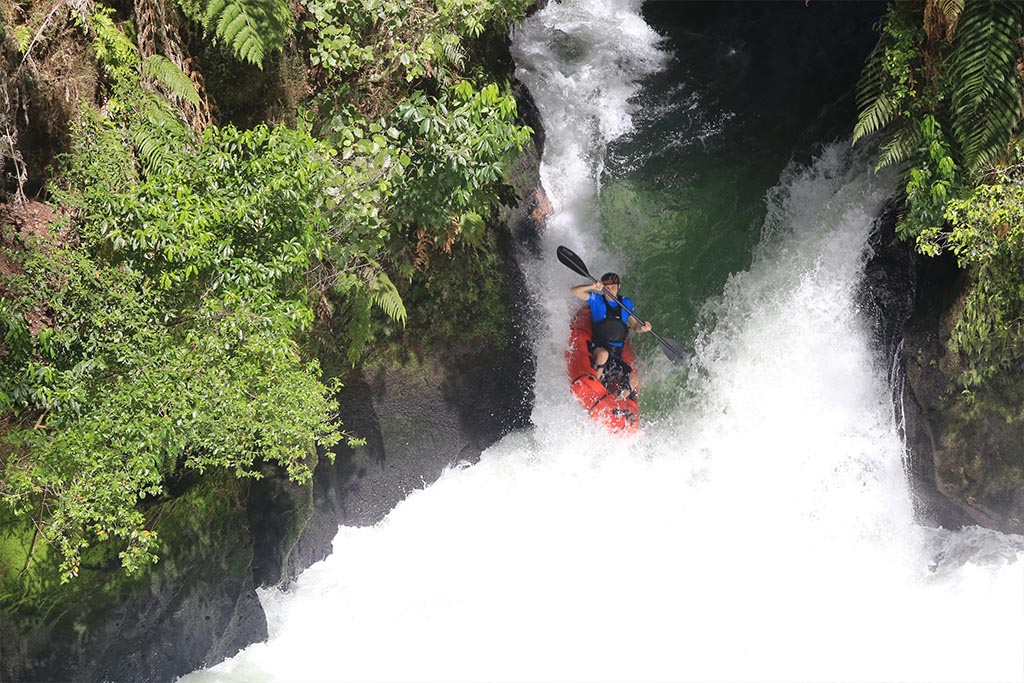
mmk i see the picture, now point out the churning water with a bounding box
[182,1,1024,681]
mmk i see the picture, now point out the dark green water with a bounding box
[600,2,886,346]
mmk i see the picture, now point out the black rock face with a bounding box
[859,196,1024,534]
[287,320,535,580]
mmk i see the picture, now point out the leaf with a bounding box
[204,0,294,68]
[876,124,921,169]
[366,266,407,326]
[142,55,201,107]
[852,40,897,145]
[949,0,1024,175]
[854,92,897,145]
[924,0,965,41]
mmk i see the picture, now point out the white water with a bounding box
[183,1,1024,681]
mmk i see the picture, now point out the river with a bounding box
[182,1,1024,681]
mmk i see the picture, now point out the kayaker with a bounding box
[570,272,652,397]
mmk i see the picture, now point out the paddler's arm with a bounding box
[570,281,604,301]
[627,313,653,334]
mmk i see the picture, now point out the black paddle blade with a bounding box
[655,333,692,366]
[557,246,593,281]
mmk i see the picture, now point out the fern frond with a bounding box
[367,268,407,326]
[925,0,964,41]
[854,40,886,110]
[950,0,1024,175]
[854,92,897,145]
[204,0,294,68]
[853,41,897,145]
[442,38,466,70]
[877,124,922,170]
[130,93,189,176]
[142,54,201,106]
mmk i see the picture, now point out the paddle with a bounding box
[556,245,692,366]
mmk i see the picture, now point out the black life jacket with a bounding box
[592,298,628,346]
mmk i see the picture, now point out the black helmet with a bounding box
[600,272,621,285]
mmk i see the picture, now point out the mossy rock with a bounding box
[0,472,274,682]
[903,252,1024,533]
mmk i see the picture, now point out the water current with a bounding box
[183,1,1024,681]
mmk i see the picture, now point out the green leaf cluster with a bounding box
[1,0,534,591]
[300,0,532,88]
[198,0,295,68]
[939,152,1024,388]
[0,100,354,581]
[390,81,530,238]
[853,1,1023,240]
[855,1,1024,391]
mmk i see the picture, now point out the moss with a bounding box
[0,471,253,646]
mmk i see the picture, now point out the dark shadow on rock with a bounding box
[439,227,535,451]
[13,474,268,683]
[284,374,388,578]
[901,243,1024,533]
[857,200,915,366]
[857,199,976,530]
[249,460,315,587]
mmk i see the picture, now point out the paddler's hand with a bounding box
[638,321,652,333]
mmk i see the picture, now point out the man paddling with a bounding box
[570,272,652,398]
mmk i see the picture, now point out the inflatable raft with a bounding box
[566,305,640,434]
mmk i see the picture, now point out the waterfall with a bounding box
[182,1,1024,681]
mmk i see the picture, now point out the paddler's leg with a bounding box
[592,346,610,380]
[624,352,639,400]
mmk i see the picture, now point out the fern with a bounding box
[204,0,294,68]
[88,7,141,86]
[950,0,1024,175]
[130,93,189,177]
[442,36,466,71]
[142,54,200,106]
[367,267,407,326]
[853,39,896,145]
[925,0,965,40]
[876,124,921,170]
[854,92,897,145]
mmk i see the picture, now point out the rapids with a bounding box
[181,1,1024,681]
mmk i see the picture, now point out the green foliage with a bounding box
[853,1,1024,241]
[854,2,1024,395]
[390,81,530,236]
[949,0,1024,175]
[301,0,532,96]
[308,77,530,358]
[297,0,533,340]
[367,265,408,326]
[0,100,359,581]
[84,6,140,87]
[301,0,377,77]
[202,0,295,68]
[436,0,531,38]
[398,229,513,347]
[940,159,1024,387]
[905,115,960,245]
[1,0,534,591]
[142,55,202,107]
[81,4,197,168]
[853,6,921,148]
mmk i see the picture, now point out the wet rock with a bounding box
[4,474,268,683]
[873,211,1024,533]
[901,258,1024,533]
[287,335,534,579]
